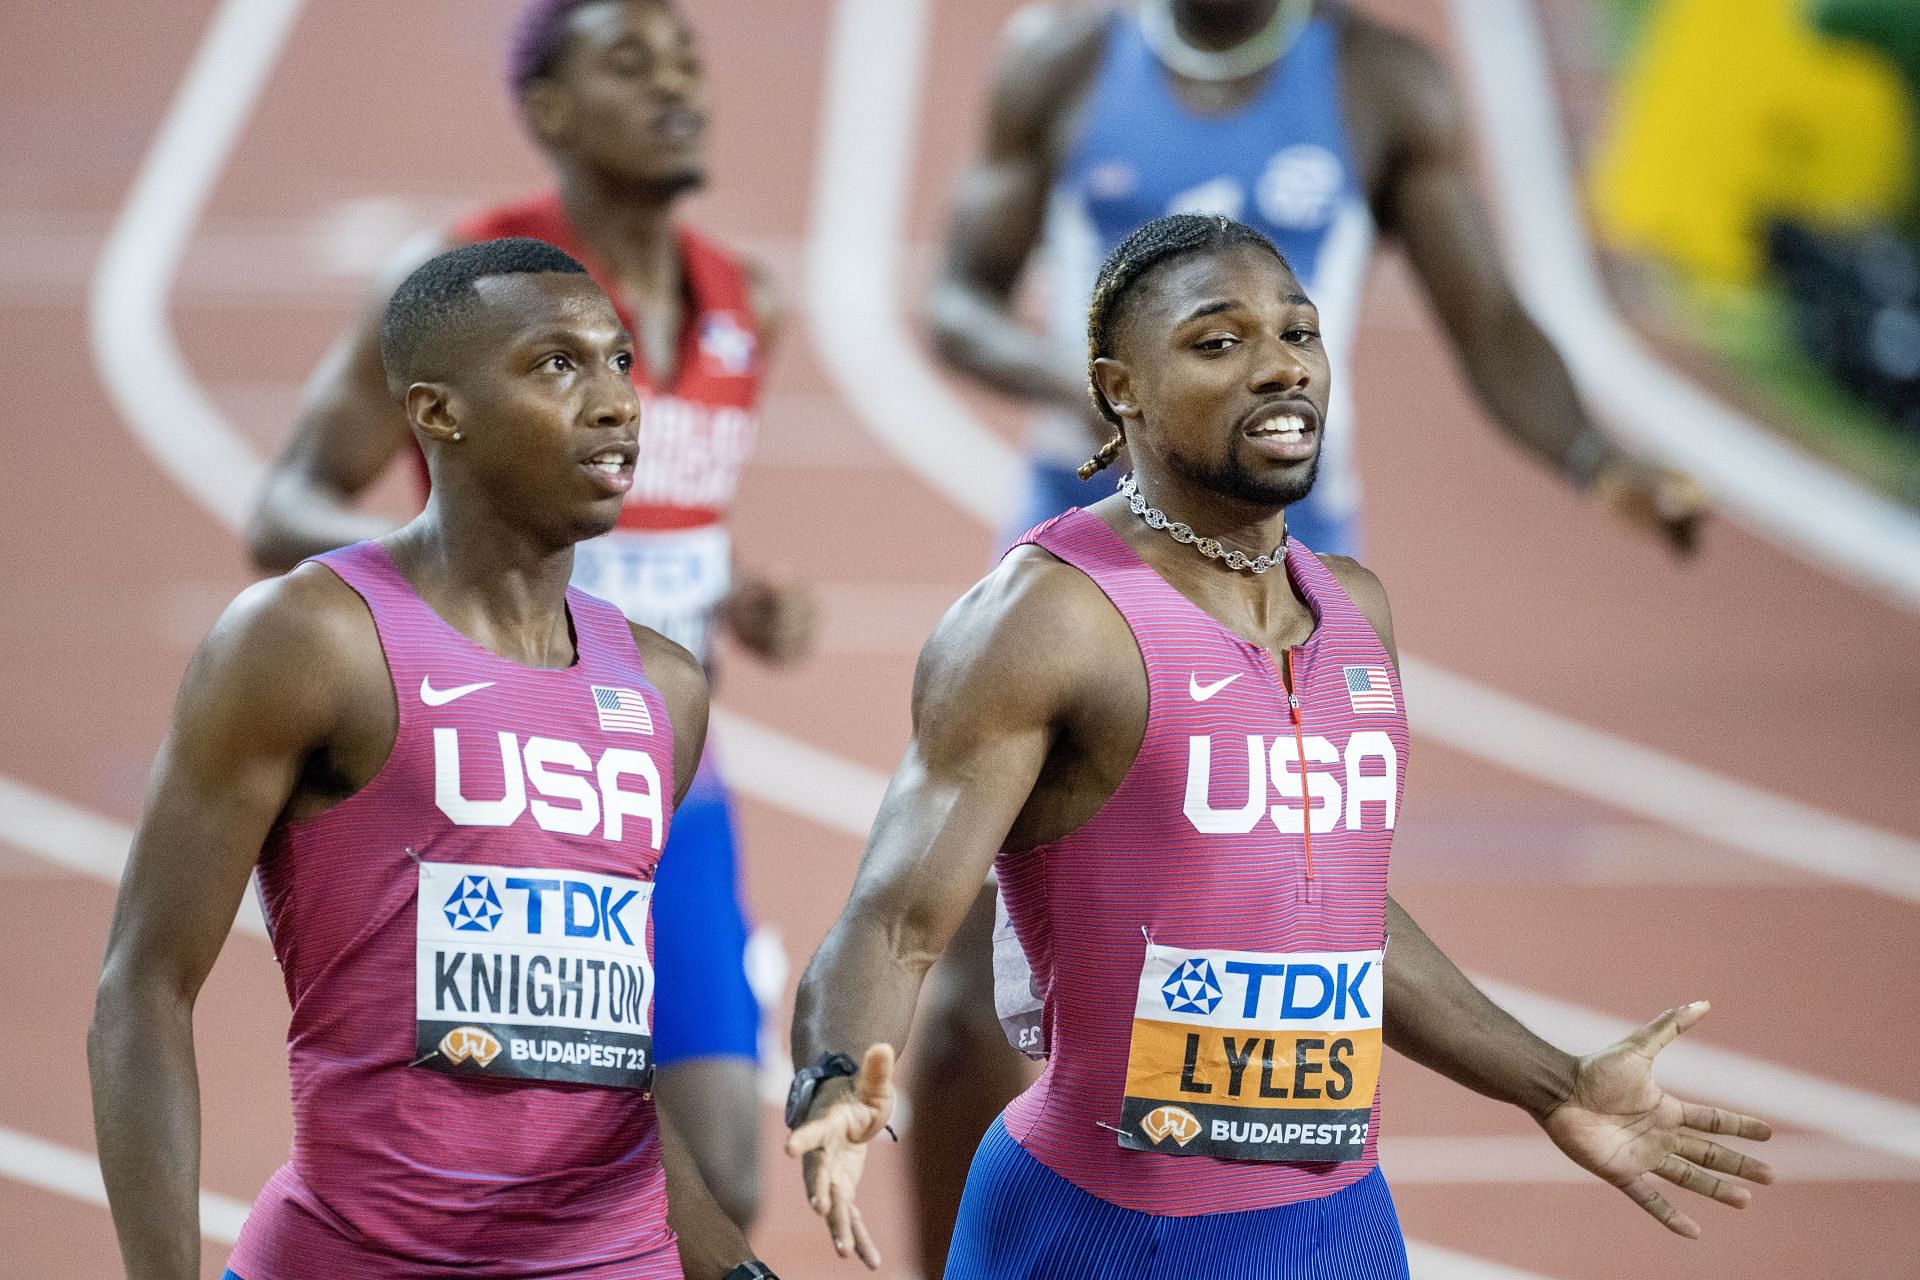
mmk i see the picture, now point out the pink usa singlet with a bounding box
[995,508,1410,1215]
[229,541,683,1279]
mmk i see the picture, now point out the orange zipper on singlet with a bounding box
[1284,646,1314,883]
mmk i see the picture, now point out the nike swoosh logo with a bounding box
[420,677,496,707]
[1189,673,1241,702]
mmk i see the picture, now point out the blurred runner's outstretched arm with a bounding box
[1342,19,1704,552]
[929,5,1706,552]
[246,237,447,573]
[925,8,1109,426]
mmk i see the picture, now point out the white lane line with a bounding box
[87,0,307,530]
[0,1125,249,1245]
[1404,1242,1553,1280]
[798,0,1920,901]
[1442,0,1920,614]
[805,0,1021,528]
[0,776,267,937]
[1402,658,1920,903]
[709,708,889,841]
[1384,1133,1919,1184]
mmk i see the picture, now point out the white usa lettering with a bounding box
[433,728,663,848]
[1183,731,1398,835]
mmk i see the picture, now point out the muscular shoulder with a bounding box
[184,563,382,737]
[915,543,1128,724]
[626,624,708,735]
[625,621,709,799]
[1316,552,1398,665]
[986,5,1111,148]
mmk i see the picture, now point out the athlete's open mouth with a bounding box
[653,106,706,145]
[585,447,634,476]
[1239,400,1321,462]
[581,443,637,494]
[1239,399,1321,440]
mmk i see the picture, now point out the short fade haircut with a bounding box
[380,237,589,391]
[1079,214,1293,479]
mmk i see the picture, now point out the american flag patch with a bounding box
[1343,666,1396,714]
[591,685,654,735]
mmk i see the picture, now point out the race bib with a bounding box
[571,525,732,661]
[415,861,655,1090]
[1118,941,1382,1162]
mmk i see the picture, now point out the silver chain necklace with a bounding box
[1118,474,1288,574]
[1136,0,1310,84]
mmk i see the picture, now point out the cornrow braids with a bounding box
[1079,213,1291,478]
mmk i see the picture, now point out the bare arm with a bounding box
[1323,556,1578,1109]
[632,622,785,1273]
[88,574,359,1278]
[925,7,1105,416]
[790,565,1077,1068]
[246,235,447,572]
[1363,32,1602,476]
[742,254,784,359]
[1329,555,1769,1233]
[717,261,821,666]
[786,557,1090,1266]
[630,623,711,805]
[1358,29,1703,551]
[660,1108,764,1279]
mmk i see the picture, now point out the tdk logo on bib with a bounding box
[1161,958,1223,1016]
[438,872,642,944]
[443,875,503,933]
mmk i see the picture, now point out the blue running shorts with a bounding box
[944,1117,1409,1280]
[651,755,759,1066]
[1008,458,1359,558]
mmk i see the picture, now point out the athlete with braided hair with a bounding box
[787,215,1770,1277]
[911,5,1710,1266]
[1076,216,1295,481]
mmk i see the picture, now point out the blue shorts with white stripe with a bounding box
[944,1116,1409,1280]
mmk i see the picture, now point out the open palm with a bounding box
[786,1043,895,1269]
[1540,1001,1773,1238]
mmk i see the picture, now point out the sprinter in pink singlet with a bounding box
[246,2,809,1226]
[785,216,1772,1277]
[90,240,779,1279]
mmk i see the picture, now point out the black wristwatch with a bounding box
[721,1263,779,1280]
[784,1051,859,1129]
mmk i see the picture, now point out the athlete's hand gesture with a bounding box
[1595,455,1708,556]
[1539,1001,1774,1237]
[786,1043,895,1268]
[722,569,817,665]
